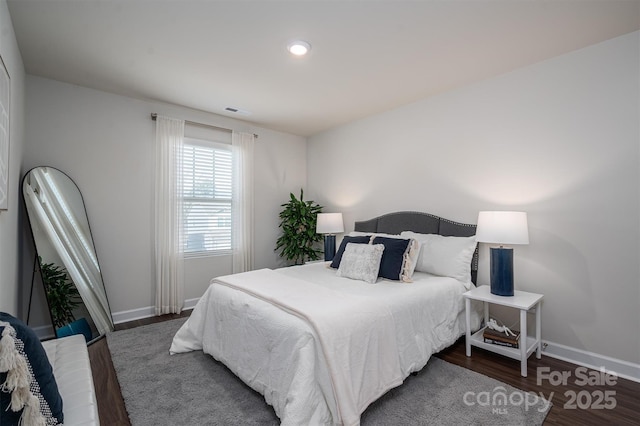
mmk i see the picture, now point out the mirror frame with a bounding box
[20,166,114,344]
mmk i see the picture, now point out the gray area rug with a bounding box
[107,318,551,425]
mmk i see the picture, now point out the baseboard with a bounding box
[542,340,640,383]
[111,297,200,324]
[183,297,199,310]
[33,298,200,339]
[111,306,155,324]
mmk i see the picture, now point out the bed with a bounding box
[170,211,482,426]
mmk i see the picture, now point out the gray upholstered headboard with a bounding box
[354,211,478,283]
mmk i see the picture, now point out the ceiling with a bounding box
[7,0,640,137]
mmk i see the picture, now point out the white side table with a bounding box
[464,285,543,377]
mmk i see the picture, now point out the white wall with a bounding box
[308,32,640,366]
[24,76,306,320]
[0,0,26,315]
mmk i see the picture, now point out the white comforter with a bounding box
[170,262,480,426]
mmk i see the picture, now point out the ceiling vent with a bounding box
[225,107,251,116]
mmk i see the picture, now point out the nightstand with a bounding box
[464,285,543,377]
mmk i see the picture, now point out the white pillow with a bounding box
[348,231,421,280]
[401,231,476,285]
[336,243,384,284]
[348,231,405,240]
[347,231,375,238]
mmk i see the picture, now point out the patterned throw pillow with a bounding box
[350,232,420,281]
[336,243,384,284]
[330,235,372,268]
[0,312,64,426]
[371,237,414,281]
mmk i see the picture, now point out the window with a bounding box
[181,138,232,256]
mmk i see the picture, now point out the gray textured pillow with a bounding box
[336,243,384,284]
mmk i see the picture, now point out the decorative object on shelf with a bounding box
[275,189,324,265]
[485,318,517,337]
[476,211,529,296]
[316,212,344,261]
[483,318,520,348]
[484,335,520,349]
[483,327,521,348]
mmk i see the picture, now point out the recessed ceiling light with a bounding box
[287,40,311,57]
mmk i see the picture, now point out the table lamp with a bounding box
[316,213,344,261]
[476,211,529,296]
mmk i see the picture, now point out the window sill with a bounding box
[184,250,232,259]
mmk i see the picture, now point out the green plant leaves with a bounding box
[275,189,324,265]
[39,257,82,329]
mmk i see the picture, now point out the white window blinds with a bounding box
[182,138,232,255]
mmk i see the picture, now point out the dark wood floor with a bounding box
[437,342,639,425]
[87,312,191,426]
[89,312,640,425]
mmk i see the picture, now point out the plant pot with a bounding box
[56,317,92,343]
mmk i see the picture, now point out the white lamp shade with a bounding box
[476,211,529,245]
[316,213,344,234]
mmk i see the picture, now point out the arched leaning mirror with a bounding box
[22,166,114,343]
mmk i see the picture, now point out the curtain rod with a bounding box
[150,113,258,139]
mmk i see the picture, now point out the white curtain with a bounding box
[154,116,185,314]
[23,168,114,335]
[232,131,255,273]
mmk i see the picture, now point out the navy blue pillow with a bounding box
[371,237,411,280]
[330,236,372,268]
[0,312,64,425]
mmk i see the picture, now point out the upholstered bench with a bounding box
[1,313,99,426]
[42,334,100,425]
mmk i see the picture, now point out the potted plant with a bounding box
[39,258,92,342]
[275,189,324,265]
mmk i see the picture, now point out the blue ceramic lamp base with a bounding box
[490,247,514,296]
[324,234,336,261]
